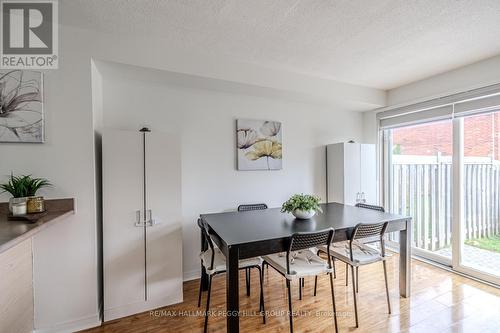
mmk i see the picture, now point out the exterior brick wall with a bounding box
[392,112,500,160]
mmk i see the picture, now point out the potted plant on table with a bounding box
[281,194,323,219]
[0,174,52,215]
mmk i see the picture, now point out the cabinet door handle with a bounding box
[146,209,157,227]
[135,210,145,227]
[134,209,158,227]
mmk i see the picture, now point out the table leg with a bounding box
[399,218,411,298]
[200,227,208,291]
[226,245,240,332]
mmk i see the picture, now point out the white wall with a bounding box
[0,27,100,332]
[0,4,385,328]
[97,61,365,279]
[387,54,500,106]
[362,54,500,145]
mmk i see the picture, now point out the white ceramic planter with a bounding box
[292,209,316,219]
[9,197,28,213]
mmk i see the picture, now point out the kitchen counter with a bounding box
[0,198,75,254]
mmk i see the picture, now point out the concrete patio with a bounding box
[435,244,500,277]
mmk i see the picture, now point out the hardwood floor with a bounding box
[83,254,500,333]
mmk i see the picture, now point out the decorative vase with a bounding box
[9,197,28,213]
[292,209,316,219]
[27,196,45,213]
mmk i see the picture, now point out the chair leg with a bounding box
[302,278,305,287]
[258,266,266,324]
[329,272,339,333]
[345,262,349,286]
[333,257,336,279]
[246,268,251,296]
[356,266,359,293]
[286,279,294,333]
[314,276,318,296]
[350,265,359,328]
[299,278,302,300]
[382,261,392,314]
[198,275,203,307]
[204,275,212,333]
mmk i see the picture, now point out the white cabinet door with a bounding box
[145,131,183,306]
[103,129,144,320]
[360,144,377,204]
[326,143,345,203]
[103,129,183,321]
[343,143,361,206]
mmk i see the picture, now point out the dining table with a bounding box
[199,202,412,333]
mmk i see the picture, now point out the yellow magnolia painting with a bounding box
[236,119,282,170]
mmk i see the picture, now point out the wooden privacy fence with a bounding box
[390,155,500,251]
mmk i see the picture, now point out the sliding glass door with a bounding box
[383,111,500,284]
[384,120,453,265]
[454,111,500,283]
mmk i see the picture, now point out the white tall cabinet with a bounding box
[326,142,377,206]
[102,128,183,321]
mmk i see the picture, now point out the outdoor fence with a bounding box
[389,155,500,251]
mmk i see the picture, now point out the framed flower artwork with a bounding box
[236,119,282,170]
[0,70,44,143]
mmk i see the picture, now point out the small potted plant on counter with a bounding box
[281,194,323,219]
[0,174,52,215]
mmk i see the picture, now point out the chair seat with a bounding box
[318,241,384,266]
[263,249,332,280]
[200,248,263,275]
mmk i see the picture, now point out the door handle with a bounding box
[135,209,158,227]
[134,210,143,227]
[134,210,153,227]
[146,209,158,226]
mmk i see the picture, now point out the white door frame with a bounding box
[381,120,500,285]
[381,129,451,266]
[452,117,500,285]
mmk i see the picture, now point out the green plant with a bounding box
[393,144,401,155]
[281,194,323,214]
[0,173,52,198]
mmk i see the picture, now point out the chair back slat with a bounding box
[352,222,388,240]
[289,229,334,252]
[198,218,217,270]
[285,228,334,274]
[237,203,268,212]
[197,219,214,251]
[355,203,385,212]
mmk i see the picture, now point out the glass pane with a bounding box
[461,112,500,277]
[386,120,453,261]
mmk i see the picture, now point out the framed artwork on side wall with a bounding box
[236,118,282,170]
[0,70,44,143]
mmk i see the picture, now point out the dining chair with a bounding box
[237,203,268,296]
[316,221,390,328]
[349,203,386,290]
[262,229,338,333]
[237,203,268,211]
[197,219,266,332]
[355,202,385,212]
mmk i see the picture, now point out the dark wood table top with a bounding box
[0,198,75,254]
[201,202,409,247]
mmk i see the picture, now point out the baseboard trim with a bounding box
[183,269,199,282]
[104,293,183,322]
[33,314,100,333]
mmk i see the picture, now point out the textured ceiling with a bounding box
[62,0,500,89]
